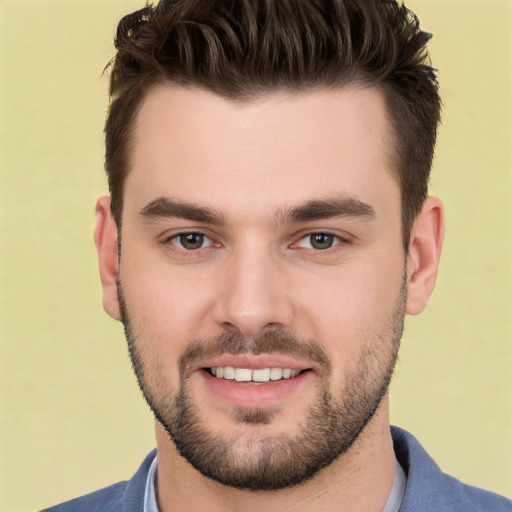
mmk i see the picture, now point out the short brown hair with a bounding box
[105,0,440,247]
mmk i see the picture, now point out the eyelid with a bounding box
[291,230,351,250]
[161,230,217,251]
[158,228,351,253]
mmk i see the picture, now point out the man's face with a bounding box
[114,85,407,489]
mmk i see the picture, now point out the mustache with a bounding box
[178,330,332,377]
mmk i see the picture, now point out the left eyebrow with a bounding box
[275,196,376,225]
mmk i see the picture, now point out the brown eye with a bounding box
[295,232,343,251]
[173,233,210,250]
[309,233,336,250]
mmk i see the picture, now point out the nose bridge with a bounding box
[214,240,293,337]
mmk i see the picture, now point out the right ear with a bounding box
[94,196,121,321]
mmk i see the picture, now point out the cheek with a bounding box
[291,255,404,369]
[119,247,221,353]
[119,275,203,397]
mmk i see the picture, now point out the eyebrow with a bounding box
[275,196,376,225]
[139,197,226,224]
[139,195,375,225]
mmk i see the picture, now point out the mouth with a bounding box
[206,366,304,383]
[196,357,315,408]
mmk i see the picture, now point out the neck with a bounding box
[155,396,396,512]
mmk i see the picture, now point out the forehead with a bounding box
[126,84,399,221]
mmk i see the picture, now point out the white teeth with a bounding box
[270,368,283,380]
[223,366,235,379]
[282,368,292,379]
[252,368,271,382]
[234,368,252,382]
[211,367,301,382]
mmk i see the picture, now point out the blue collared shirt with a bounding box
[143,455,406,512]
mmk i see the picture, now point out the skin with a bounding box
[95,84,444,511]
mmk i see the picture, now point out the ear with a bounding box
[406,197,445,316]
[94,195,121,321]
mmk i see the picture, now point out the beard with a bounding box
[118,278,406,491]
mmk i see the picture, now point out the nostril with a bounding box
[219,321,241,334]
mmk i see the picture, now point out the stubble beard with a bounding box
[118,279,406,491]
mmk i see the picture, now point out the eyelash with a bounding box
[292,231,348,251]
[164,232,216,253]
[162,230,349,254]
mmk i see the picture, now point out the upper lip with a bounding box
[193,354,313,373]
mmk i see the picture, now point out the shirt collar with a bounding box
[143,454,405,512]
[143,454,159,512]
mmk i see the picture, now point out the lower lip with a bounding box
[199,370,313,408]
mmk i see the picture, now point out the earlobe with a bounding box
[94,195,121,321]
[406,197,445,316]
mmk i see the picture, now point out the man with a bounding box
[42,0,511,511]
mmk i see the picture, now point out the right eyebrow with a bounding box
[139,197,226,225]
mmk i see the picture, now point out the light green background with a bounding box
[0,1,510,510]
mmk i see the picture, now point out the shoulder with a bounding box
[40,481,128,512]
[39,450,157,512]
[392,426,511,512]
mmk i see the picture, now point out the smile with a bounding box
[199,361,314,407]
[209,367,300,382]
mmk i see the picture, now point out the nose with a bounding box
[213,246,294,338]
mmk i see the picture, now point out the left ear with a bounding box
[406,197,445,315]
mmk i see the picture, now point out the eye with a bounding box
[296,232,342,250]
[169,232,213,250]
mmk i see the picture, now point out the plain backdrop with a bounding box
[0,1,510,510]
